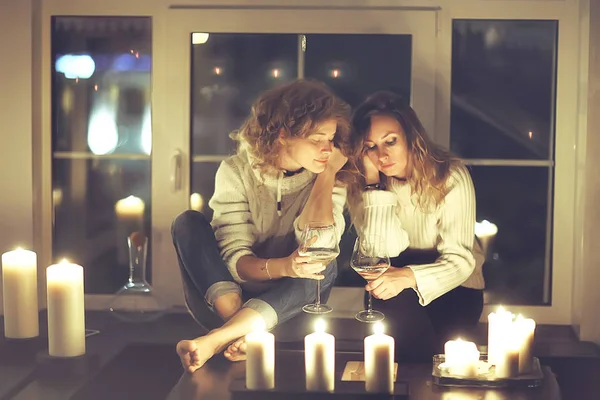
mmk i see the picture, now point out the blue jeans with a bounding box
[171,210,338,331]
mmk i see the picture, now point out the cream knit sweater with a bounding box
[209,151,347,286]
[358,164,485,306]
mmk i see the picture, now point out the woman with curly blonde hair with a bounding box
[172,79,351,373]
[346,91,485,353]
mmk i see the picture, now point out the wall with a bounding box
[0,0,35,314]
[573,0,600,344]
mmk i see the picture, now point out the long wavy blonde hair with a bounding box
[231,79,351,173]
[345,91,460,221]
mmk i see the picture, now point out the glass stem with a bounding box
[316,280,321,306]
[367,291,373,314]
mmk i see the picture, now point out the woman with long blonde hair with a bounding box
[346,91,485,352]
[172,79,351,372]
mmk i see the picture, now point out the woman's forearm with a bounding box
[296,171,336,230]
[236,255,289,282]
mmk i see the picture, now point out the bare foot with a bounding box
[223,337,247,362]
[176,335,220,374]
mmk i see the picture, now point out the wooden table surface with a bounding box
[166,350,561,400]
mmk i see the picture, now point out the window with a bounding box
[451,20,558,305]
[190,33,413,221]
[51,17,152,294]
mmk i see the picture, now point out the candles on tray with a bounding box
[1,248,39,339]
[487,306,513,365]
[495,330,520,378]
[515,315,536,374]
[305,318,335,392]
[364,322,394,394]
[46,259,86,357]
[443,339,479,377]
[245,319,275,390]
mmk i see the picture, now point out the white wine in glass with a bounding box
[300,223,339,314]
[350,236,390,323]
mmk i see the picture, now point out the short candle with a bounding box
[364,322,394,394]
[305,318,335,392]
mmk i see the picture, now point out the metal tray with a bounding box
[432,354,544,389]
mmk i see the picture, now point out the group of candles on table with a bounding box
[2,246,535,392]
[245,306,536,393]
[2,248,86,358]
[246,318,396,393]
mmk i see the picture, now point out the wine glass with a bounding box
[300,223,339,314]
[350,235,390,323]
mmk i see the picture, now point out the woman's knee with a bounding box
[171,210,211,241]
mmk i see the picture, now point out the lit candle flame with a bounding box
[314,318,326,333]
[374,321,384,335]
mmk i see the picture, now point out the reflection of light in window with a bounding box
[190,193,204,212]
[52,188,63,207]
[141,106,152,155]
[192,33,210,44]
[61,87,74,114]
[87,105,118,155]
[94,84,98,91]
[214,67,222,75]
[272,69,280,78]
[55,54,96,79]
[331,69,340,78]
[528,131,533,139]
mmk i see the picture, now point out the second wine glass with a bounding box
[350,235,390,323]
[300,223,339,314]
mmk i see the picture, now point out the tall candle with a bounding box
[115,195,145,222]
[487,306,513,365]
[515,315,536,374]
[475,220,498,256]
[305,319,335,392]
[245,319,275,390]
[364,322,394,394]
[495,330,520,378]
[444,338,480,377]
[1,249,39,339]
[46,260,85,357]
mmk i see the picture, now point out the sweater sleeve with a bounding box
[360,190,410,257]
[409,165,477,306]
[209,160,255,283]
[293,184,347,245]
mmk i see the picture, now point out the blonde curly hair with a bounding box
[231,79,351,173]
[345,91,460,218]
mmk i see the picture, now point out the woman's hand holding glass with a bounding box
[284,246,327,280]
[365,266,416,300]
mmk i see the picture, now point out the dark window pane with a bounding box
[190,162,220,221]
[52,17,152,294]
[304,34,412,107]
[472,166,551,305]
[451,20,557,160]
[53,159,152,294]
[191,34,298,156]
[52,17,152,155]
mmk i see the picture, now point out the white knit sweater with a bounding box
[209,151,347,286]
[358,164,485,306]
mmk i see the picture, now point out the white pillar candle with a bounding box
[514,315,536,374]
[1,249,39,339]
[115,195,145,222]
[46,260,86,357]
[444,338,480,377]
[245,319,275,390]
[495,330,520,378]
[487,306,513,365]
[364,322,394,394]
[475,220,498,256]
[305,319,335,392]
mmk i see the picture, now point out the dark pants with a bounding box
[171,210,338,331]
[370,248,483,361]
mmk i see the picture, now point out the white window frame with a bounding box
[36,0,580,325]
[434,2,578,325]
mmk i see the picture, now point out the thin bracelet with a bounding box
[264,259,272,280]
